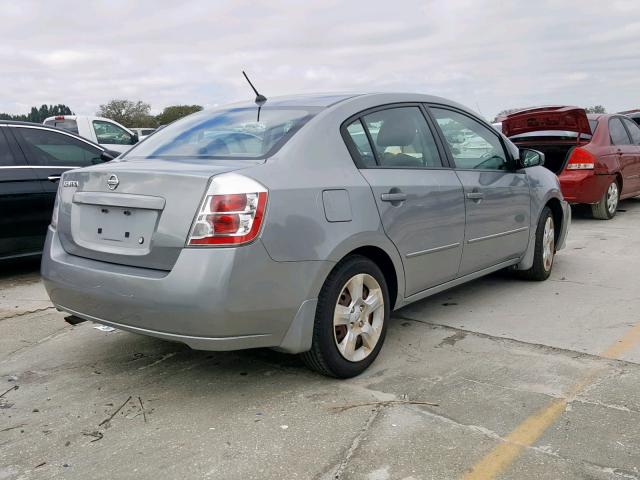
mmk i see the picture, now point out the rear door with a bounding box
[10,125,106,225]
[91,119,136,153]
[429,106,531,276]
[620,117,640,195]
[608,117,637,196]
[342,105,466,297]
[0,126,48,257]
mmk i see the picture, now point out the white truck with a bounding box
[43,115,139,154]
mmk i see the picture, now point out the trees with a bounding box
[2,100,204,126]
[96,99,156,128]
[0,104,73,123]
[585,105,606,114]
[156,105,203,125]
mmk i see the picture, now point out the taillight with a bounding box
[51,182,61,229]
[187,173,268,246]
[566,147,595,170]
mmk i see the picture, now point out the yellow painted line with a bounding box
[463,321,640,480]
[601,322,640,359]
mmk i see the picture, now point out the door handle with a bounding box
[47,175,61,182]
[381,192,407,202]
[466,192,484,200]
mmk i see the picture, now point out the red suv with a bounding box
[503,106,640,219]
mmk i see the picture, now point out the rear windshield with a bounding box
[123,107,318,160]
[43,118,79,134]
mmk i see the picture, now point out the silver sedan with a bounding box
[42,93,570,378]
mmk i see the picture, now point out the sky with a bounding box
[1,0,639,121]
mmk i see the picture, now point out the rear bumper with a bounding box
[559,171,614,204]
[41,228,332,352]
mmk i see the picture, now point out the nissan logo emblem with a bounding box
[107,174,119,190]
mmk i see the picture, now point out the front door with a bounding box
[343,105,466,297]
[429,106,531,276]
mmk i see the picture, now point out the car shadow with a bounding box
[0,256,42,280]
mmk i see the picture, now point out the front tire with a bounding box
[301,255,390,378]
[519,207,555,281]
[591,180,619,220]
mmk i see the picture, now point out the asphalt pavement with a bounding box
[2,199,640,480]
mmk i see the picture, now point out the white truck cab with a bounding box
[43,115,138,154]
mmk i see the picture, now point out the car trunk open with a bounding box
[55,158,260,270]
[503,106,592,174]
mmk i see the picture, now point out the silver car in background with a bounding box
[42,93,570,378]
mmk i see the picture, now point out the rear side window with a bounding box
[622,118,640,145]
[93,120,134,145]
[43,118,79,134]
[124,107,316,160]
[355,107,443,168]
[0,128,20,166]
[431,107,508,170]
[14,127,103,167]
[588,119,598,134]
[609,118,631,145]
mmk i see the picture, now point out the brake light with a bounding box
[566,147,595,170]
[51,181,62,229]
[55,116,65,120]
[187,173,268,246]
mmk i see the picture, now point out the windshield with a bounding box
[123,107,318,160]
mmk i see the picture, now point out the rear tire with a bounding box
[301,255,390,378]
[518,207,555,281]
[591,180,619,220]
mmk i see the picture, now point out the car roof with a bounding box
[214,92,475,112]
[0,120,105,149]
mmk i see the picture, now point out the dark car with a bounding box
[0,121,116,259]
[503,107,640,219]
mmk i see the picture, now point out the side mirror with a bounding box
[519,148,545,168]
[100,151,116,162]
[130,133,139,145]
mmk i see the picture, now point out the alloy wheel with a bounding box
[542,216,555,272]
[607,182,619,216]
[333,273,385,362]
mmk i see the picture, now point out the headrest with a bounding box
[375,112,417,147]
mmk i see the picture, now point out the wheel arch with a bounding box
[325,232,405,310]
[545,197,564,246]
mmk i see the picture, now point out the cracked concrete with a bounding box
[1,199,640,479]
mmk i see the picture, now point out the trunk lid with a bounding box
[56,158,261,270]
[502,106,591,138]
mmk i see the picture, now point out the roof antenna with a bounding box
[242,71,267,121]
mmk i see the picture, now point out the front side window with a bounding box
[93,120,134,145]
[609,118,631,145]
[622,118,640,145]
[124,107,316,160]
[358,107,442,168]
[431,108,508,170]
[15,127,102,167]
